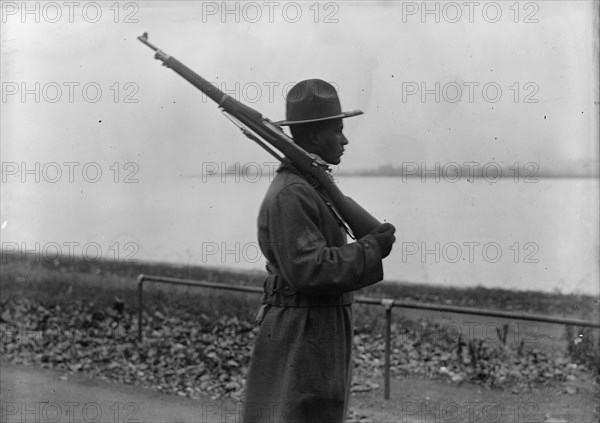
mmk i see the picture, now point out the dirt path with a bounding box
[1,363,597,422]
[350,373,598,422]
[0,363,232,423]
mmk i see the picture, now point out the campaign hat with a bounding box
[276,79,362,126]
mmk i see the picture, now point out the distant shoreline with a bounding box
[336,171,600,178]
[182,169,600,179]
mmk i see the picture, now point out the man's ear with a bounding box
[308,129,321,147]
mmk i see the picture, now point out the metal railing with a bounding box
[136,273,600,400]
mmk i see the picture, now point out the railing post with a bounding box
[137,274,145,343]
[381,298,395,400]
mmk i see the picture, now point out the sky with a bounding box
[1,1,598,176]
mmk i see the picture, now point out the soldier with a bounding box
[242,79,396,423]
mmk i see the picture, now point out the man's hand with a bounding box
[370,223,396,258]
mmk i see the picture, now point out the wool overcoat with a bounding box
[242,165,384,423]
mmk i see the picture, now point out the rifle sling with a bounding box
[282,163,356,240]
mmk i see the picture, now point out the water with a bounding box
[2,175,598,295]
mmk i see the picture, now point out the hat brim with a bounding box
[275,110,363,126]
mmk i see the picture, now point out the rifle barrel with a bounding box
[137,33,382,238]
[137,32,158,51]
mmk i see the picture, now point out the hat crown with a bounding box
[285,79,343,125]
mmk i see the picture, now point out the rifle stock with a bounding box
[138,33,382,239]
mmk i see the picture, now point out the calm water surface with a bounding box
[3,175,598,295]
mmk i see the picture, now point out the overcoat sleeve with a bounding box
[264,182,384,295]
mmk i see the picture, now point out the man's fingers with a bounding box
[381,226,396,237]
[371,222,395,235]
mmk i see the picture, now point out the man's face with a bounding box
[313,118,348,165]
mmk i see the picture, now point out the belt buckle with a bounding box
[281,281,294,296]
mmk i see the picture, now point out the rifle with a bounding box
[137,32,381,239]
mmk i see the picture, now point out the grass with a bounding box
[2,252,598,326]
[0,258,261,324]
[3,252,598,296]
